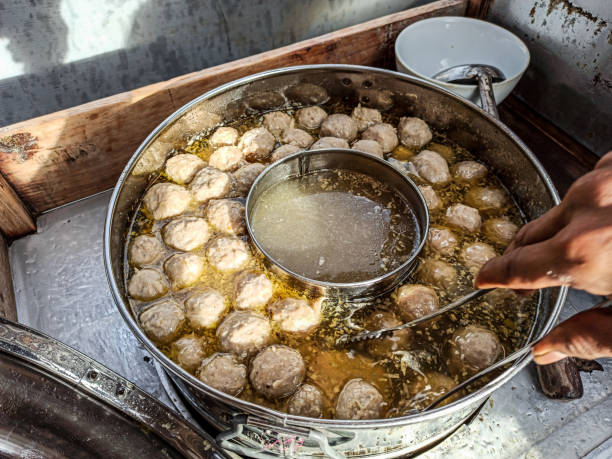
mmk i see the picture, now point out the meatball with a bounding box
[161,217,210,251]
[403,372,457,411]
[172,336,204,371]
[234,271,273,309]
[210,126,239,147]
[395,285,439,322]
[206,236,249,272]
[418,259,458,290]
[165,154,205,184]
[143,183,192,220]
[427,227,459,256]
[483,217,519,246]
[129,235,164,267]
[418,185,442,210]
[164,253,205,289]
[189,167,231,203]
[239,127,276,161]
[287,384,325,417]
[465,186,507,211]
[460,242,497,273]
[280,128,314,148]
[452,161,488,182]
[351,104,382,132]
[351,139,383,158]
[268,298,322,333]
[361,310,411,359]
[413,150,451,185]
[262,112,294,138]
[139,300,185,344]
[198,353,247,395]
[361,123,398,153]
[448,325,503,376]
[320,114,358,141]
[446,204,482,232]
[270,144,301,162]
[206,199,246,235]
[310,137,350,150]
[285,83,328,105]
[249,345,305,399]
[128,268,169,301]
[232,163,266,195]
[216,311,271,355]
[398,117,432,149]
[184,288,227,329]
[295,106,327,130]
[335,379,384,420]
[208,146,244,172]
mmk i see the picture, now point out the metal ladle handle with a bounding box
[472,69,499,119]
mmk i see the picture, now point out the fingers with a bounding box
[506,204,564,253]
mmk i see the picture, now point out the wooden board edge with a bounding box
[0,173,36,238]
[0,232,17,321]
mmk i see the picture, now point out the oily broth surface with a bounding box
[125,99,537,419]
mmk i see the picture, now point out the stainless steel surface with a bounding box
[245,149,429,301]
[104,64,569,457]
[342,288,493,344]
[9,189,611,458]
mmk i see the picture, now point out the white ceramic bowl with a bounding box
[395,16,530,106]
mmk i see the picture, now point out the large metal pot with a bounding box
[104,65,567,458]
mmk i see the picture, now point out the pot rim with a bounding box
[103,64,567,429]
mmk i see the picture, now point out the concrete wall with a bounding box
[0,0,429,127]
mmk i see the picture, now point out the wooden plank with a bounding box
[0,0,467,214]
[466,0,494,18]
[0,233,17,321]
[0,173,36,238]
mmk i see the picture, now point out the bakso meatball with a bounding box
[128,268,169,301]
[189,167,231,203]
[419,185,442,210]
[161,217,210,251]
[395,285,439,322]
[460,242,497,273]
[172,336,204,371]
[238,127,276,161]
[285,83,328,105]
[129,235,164,267]
[206,199,246,235]
[295,106,327,130]
[403,372,457,411]
[198,353,247,395]
[446,204,482,232]
[232,163,266,195]
[280,128,314,149]
[465,186,507,211]
[268,298,322,333]
[208,146,244,172]
[310,137,350,150]
[361,310,411,359]
[398,117,432,149]
[165,154,205,184]
[448,325,502,376]
[413,150,451,185]
[206,236,249,272]
[184,288,227,329]
[262,111,294,138]
[320,114,358,141]
[418,259,458,290]
[288,384,326,418]
[361,123,398,153]
[234,271,273,310]
[139,300,185,344]
[427,227,459,256]
[210,126,239,147]
[452,161,487,182]
[249,345,305,399]
[335,379,385,420]
[143,183,192,220]
[164,253,205,289]
[483,217,519,246]
[352,139,383,158]
[270,144,301,162]
[216,311,271,355]
[351,104,382,132]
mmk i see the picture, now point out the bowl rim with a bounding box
[394,16,531,90]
